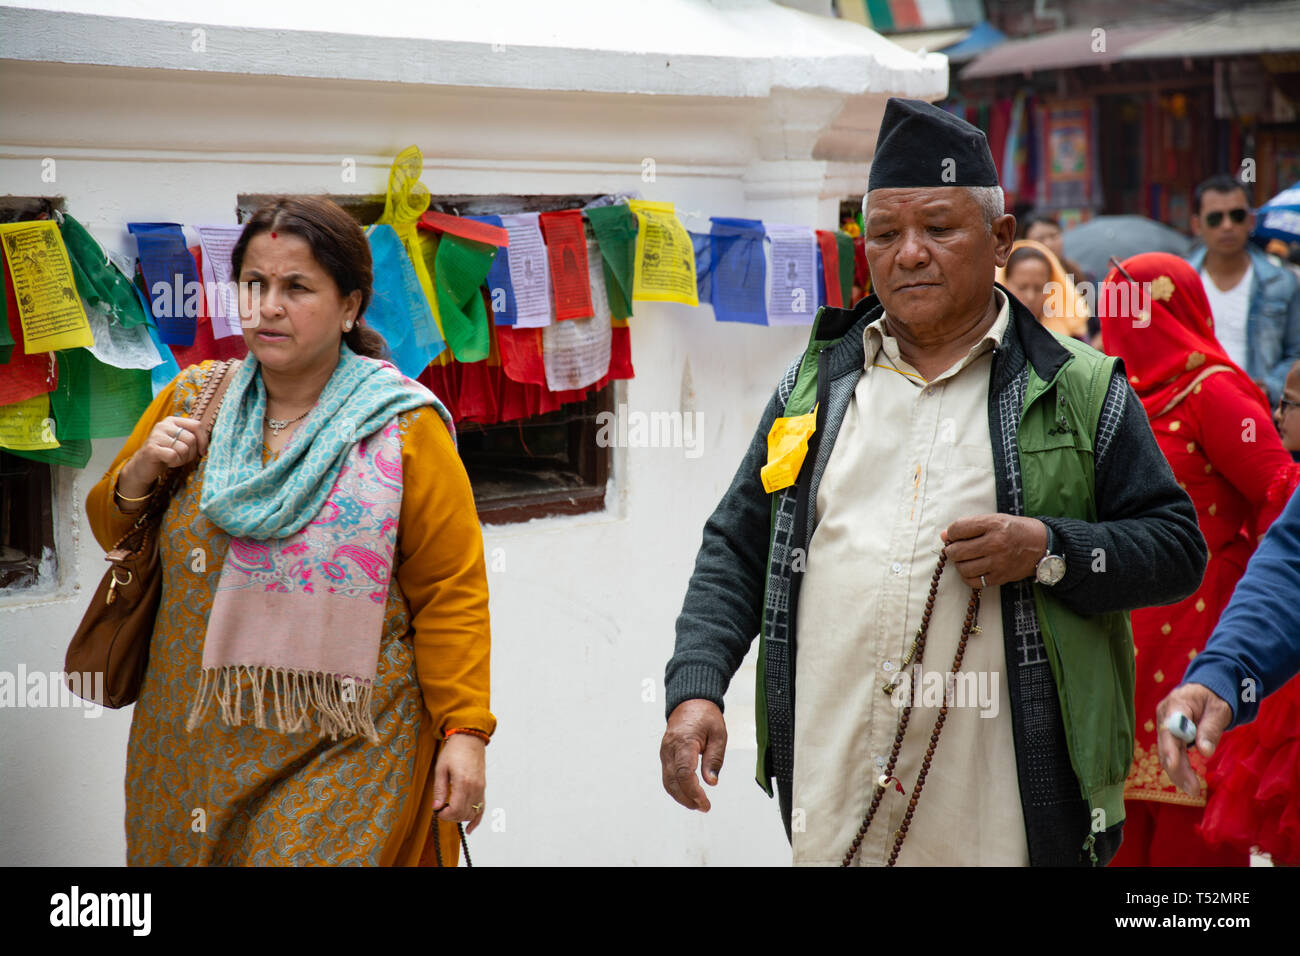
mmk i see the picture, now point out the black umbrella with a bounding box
[1062,215,1192,280]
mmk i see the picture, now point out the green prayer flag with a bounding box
[49,349,152,440]
[0,269,12,364]
[6,438,92,469]
[434,234,496,363]
[60,213,149,329]
[586,205,637,320]
[836,231,855,308]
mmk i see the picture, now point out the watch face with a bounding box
[1038,555,1066,585]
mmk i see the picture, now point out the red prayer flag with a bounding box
[815,230,842,309]
[537,210,593,321]
[417,211,509,247]
[0,265,58,406]
[497,325,547,386]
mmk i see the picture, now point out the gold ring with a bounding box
[471,803,483,813]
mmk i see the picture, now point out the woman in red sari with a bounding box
[1100,252,1300,866]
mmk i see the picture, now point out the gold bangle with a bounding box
[114,476,158,503]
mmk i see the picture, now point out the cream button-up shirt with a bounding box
[791,291,1029,866]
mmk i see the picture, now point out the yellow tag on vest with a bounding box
[760,406,817,493]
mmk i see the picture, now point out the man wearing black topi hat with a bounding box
[661,98,1205,866]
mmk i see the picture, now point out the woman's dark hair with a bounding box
[230,196,389,360]
[1005,245,1051,279]
[1015,212,1060,241]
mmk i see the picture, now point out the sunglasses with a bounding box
[1204,208,1248,228]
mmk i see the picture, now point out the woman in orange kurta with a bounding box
[1100,252,1299,866]
[85,197,493,865]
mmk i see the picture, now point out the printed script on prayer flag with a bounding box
[0,393,59,452]
[497,213,551,328]
[627,199,698,306]
[538,210,593,321]
[195,225,245,338]
[0,221,95,353]
[543,239,612,391]
[766,223,819,326]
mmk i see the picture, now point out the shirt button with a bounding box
[891,562,903,574]
[875,755,887,768]
[882,660,894,672]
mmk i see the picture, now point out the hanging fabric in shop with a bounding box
[0,257,13,365]
[765,224,819,326]
[538,210,593,321]
[0,219,95,352]
[709,217,766,325]
[363,224,445,378]
[129,280,182,397]
[628,199,698,306]
[585,204,637,320]
[83,297,163,371]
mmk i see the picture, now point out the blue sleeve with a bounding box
[1264,267,1300,405]
[1181,483,1300,727]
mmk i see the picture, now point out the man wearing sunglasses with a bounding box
[1187,173,1300,407]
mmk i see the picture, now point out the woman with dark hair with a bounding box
[996,238,1090,340]
[1099,252,1300,866]
[86,196,493,865]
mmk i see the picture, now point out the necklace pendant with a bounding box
[266,418,287,435]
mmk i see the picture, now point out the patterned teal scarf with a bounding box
[190,344,456,741]
[200,343,450,539]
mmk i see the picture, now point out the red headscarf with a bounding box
[1098,252,1270,419]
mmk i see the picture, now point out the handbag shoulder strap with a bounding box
[189,359,238,438]
[111,360,237,549]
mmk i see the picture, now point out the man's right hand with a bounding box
[1156,682,1234,796]
[660,699,727,812]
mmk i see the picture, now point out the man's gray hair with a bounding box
[862,185,1005,232]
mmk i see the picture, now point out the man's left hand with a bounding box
[941,514,1048,589]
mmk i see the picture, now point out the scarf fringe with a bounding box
[185,665,379,744]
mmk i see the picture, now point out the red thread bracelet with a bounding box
[445,727,490,744]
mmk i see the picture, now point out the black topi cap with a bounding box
[868,98,999,191]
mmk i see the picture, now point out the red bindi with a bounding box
[271,231,277,238]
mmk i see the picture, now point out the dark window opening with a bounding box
[0,451,56,590]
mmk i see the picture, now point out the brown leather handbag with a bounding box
[65,359,237,708]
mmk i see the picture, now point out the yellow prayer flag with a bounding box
[760,406,817,494]
[0,220,95,353]
[627,199,698,307]
[0,393,60,451]
[375,145,443,336]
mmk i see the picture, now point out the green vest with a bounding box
[756,324,1134,836]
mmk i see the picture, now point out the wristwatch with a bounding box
[1036,551,1066,585]
[1034,523,1066,585]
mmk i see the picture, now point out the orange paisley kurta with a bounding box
[86,361,494,866]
